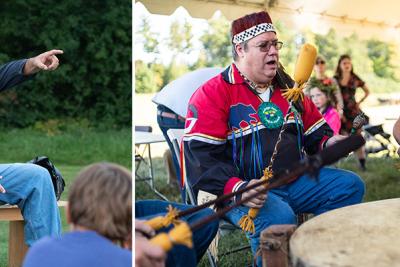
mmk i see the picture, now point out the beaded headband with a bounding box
[232,23,275,44]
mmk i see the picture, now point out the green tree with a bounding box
[162,61,189,89]
[151,63,166,90]
[274,20,297,75]
[199,16,231,67]
[135,60,158,93]
[160,18,194,87]
[136,16,159,54]
[314,29,339,72]
[0,0,131,128]
[367,39,395,79]
[338,34,373,78]
[167,19,193,59]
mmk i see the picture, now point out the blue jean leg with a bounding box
[225,192,297,267]
[279,167,365,215]
[0,163,61,246]
[135,200,219,267]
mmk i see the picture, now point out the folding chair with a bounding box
[135,125,153,176]
[167,129,251,266]
[135,126,168,200]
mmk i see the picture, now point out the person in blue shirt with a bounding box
[0,49,64,246]
[23,162,132,267]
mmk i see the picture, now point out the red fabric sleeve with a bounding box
[223,177,243,195]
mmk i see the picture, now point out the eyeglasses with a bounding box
[316,60,326,65]
[253,40,283,52]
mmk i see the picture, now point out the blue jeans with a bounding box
[225,167,365,267]
[0,163,61,246]
[156,105,186,200]
[136,200,219,267]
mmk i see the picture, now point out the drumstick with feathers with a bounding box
[146,134,365,251]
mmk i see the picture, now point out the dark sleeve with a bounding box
[0,59,33,91]
[184,139,239,197]
[183,79,242,198]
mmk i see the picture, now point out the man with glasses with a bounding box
[183,11,364,266]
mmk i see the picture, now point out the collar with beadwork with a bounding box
[222,63,274,95]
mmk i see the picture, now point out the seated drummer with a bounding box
[183,10,365,267]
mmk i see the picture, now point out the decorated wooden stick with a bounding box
[148,135,365,251]
[149,221,193,251]
[149,169,294,252]
[145,171,278,232]
[238,168,273,233]
[145,205,180,230]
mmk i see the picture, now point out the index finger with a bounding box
[43,49,64,56]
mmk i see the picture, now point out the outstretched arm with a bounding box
[23,49,63,75]
[0,49,63,91]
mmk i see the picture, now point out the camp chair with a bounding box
[167,129,251,266]
[363,124,397,157]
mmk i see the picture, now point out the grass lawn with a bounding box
[0,127,131,267]
[135,154,400,266]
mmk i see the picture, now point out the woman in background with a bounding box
[313,56,344,116]
[334,54,370,170]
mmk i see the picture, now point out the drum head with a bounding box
[290,198,400,267]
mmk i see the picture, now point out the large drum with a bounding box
[290,198,400,267]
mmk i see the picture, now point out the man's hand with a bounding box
[135,219,166,267]
[23,49,63,75]
[135,219,155,238]
[325,135,347,147]
[135,237,166,267]
[241,179,267,208]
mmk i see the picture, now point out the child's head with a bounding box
[68,162,132,245]
[306,77,337,110]
[309,87,329,110]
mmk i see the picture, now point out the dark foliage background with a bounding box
[0,0,132,128]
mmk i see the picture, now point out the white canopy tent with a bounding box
[137,0,400,43]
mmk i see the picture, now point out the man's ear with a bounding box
[235,43,245,58]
